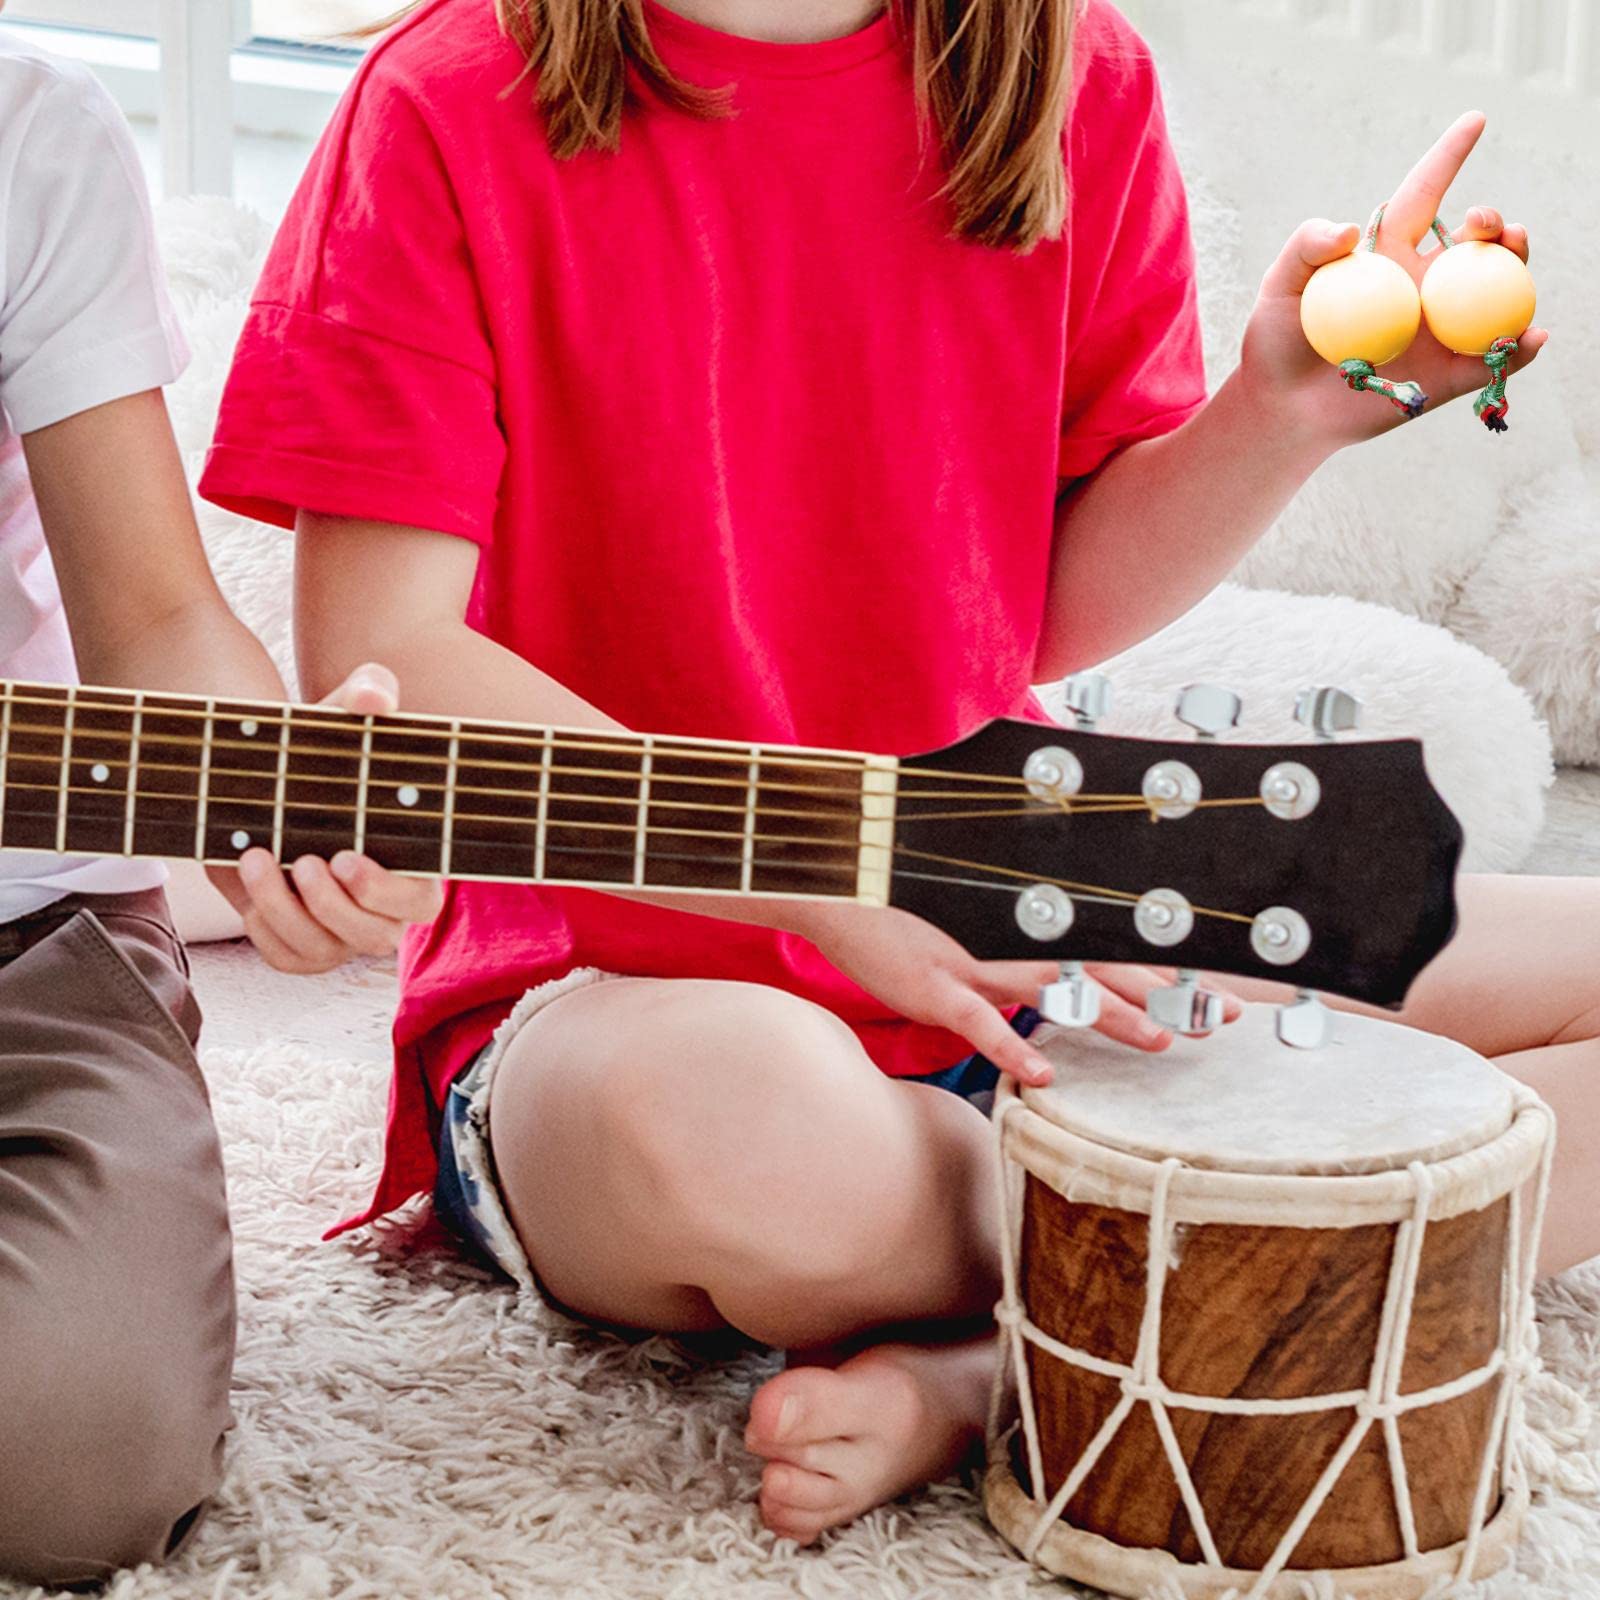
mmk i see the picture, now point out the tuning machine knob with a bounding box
[1276,989,1332,1049]
[1146,968,1226,1035]
[1294,685,1361,741]
[1039,960,1100,1029]
[1175,683,1242,741]
[1061,672,1112,731]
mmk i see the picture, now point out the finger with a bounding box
[236,848,347,969]
[1258,218,1361,299]
[290,856,408,957]
[1385,110,1486,246]
[1499,222,1529,263]
[206,863,252,918]
[971,959,1064,1010]
[1452,205,1504,244]
[238,909,326,975]
[319,661,401,716]
[329,851,445,924]
[943,987,1054,1086]
[1091,988,1173,1052]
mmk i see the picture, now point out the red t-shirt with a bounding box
[201,0,1205,1230]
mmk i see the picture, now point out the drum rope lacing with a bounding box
[987,1081,1561,1599]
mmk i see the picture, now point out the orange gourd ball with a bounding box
[1300,251,1422,368]
[1420,240,1536,355]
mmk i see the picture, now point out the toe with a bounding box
[762,1460,841,1514]
[746,1365,852,1457]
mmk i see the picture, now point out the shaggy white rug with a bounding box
[5,944,1598,1600]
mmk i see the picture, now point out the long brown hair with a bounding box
[361,0,1077,250]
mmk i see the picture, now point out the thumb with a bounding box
[1260,219,1361,300]
[319,661,400,716]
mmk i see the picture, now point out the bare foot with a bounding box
[743,1338,993,1543]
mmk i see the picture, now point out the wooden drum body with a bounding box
[985,1006,1554,1600]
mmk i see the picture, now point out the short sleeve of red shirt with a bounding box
[1057,2,1205,482]
[200,64,505,540]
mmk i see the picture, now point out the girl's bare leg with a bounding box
[486,977,1003,1541]
[1230,874,1600,1275]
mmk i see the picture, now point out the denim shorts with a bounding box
[431,968,1041,1289]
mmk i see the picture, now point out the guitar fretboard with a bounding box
[0,682,897,904]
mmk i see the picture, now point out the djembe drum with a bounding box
[985,1004,1555,1600]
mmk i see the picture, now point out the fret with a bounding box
[274,707,366,863]
[361,718,453,873]
[541,730,650,886]
[64,686,141,857]
[746,751,865,898]
[0,683,71,853]
[353,717,375,855]
[533,732,552,881]
[123,693,144,856]
[633,736,653,888]
[440,723,545,881]
[271,709,291,858]
[202,703,289,863]
[440,721,461,877]
[129,694,208,860]
[193,700,216,859]
[55,687,76,854]
[740,747,761,894]
[0,680,13,843]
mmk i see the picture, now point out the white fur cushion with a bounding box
[156,198,1553,873]
[1157,49,1600,765]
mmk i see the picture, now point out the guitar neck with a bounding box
[0,681,898,905]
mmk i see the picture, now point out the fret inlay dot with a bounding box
[231,830,251,851]
[240,720,259,737]
[397,785,420,808]
[90,763,110,784]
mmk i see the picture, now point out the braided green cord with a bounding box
[1339,359,1428,419]
[1474,337,1518,433]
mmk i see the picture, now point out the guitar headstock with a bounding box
[890,689,1461,1008]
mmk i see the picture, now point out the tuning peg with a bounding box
[1039,960,1100,1029]
[1146,968,1227,1035]
[1175,683,1242,741]
[1277,989,1332,1049]
[1061,672,1112,730]
[1294,686,1361,742]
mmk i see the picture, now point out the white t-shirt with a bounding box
[0,30,189,921]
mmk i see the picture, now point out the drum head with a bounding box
[1025,1004,1515,1176]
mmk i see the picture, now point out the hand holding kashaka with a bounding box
[1243,111,1544,442]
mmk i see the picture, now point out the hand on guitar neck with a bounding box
[213,662,444,973]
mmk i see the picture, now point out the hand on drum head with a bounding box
[789,904,1244,1088]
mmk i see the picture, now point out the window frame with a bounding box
[4,0,354,198]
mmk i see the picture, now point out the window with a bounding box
[253,1,396,46]
[4,0,364,205]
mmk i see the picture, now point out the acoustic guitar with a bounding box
[0,675,1461,1040]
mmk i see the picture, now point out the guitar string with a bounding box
[0,781,1258,925]
[0,773,1272,832]
[0,734,1273,817]
[0,691,1216,791]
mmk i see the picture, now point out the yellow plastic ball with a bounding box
[1420,240,1536,356]
[1300,251,1422,368]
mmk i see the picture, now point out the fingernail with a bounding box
[774,1397,800,1441]
[331,852,360,883]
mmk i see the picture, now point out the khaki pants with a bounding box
[0,890,235,1586]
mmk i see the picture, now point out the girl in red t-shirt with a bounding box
[204,0,1585,1543]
